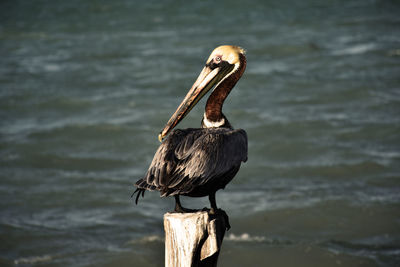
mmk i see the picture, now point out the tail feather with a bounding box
[132,178,162,204]
[131,187,146,205]
[132,178,152,205]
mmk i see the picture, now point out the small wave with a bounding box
[226,233,265,242]
[126,235,164,245]
[364,149,400,160]
[14,255,52,265]
[332,43,376,55]
[324,238,400,261]
[225,233,293,245]
[248,61,289,75]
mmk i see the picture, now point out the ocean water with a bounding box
[1,0,399,266]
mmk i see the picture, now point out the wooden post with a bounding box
[164,210,228,267]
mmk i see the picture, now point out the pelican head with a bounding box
[158,45,246,142]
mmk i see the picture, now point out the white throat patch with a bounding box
[203,113,225,128]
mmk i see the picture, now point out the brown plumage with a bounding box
[133,45,247,214]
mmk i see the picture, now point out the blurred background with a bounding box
[1,0,399,266]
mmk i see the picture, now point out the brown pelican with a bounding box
[133,45,247,218]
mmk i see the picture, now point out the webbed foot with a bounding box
[174,205,198,213]
[210,208,231,230]
[173,195,198,213]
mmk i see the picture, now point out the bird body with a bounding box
[133,45,247,214]
[135,127,247,199]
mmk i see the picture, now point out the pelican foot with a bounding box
[209,208,231,231]
[173,206,199,213]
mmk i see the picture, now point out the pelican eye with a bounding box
[206,56,223,70]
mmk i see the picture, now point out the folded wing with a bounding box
[135,127,247,197]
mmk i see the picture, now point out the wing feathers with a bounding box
[135,128,247,196]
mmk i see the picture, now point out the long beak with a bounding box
[158,64,233,142]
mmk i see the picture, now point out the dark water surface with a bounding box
[1,0,399,266]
